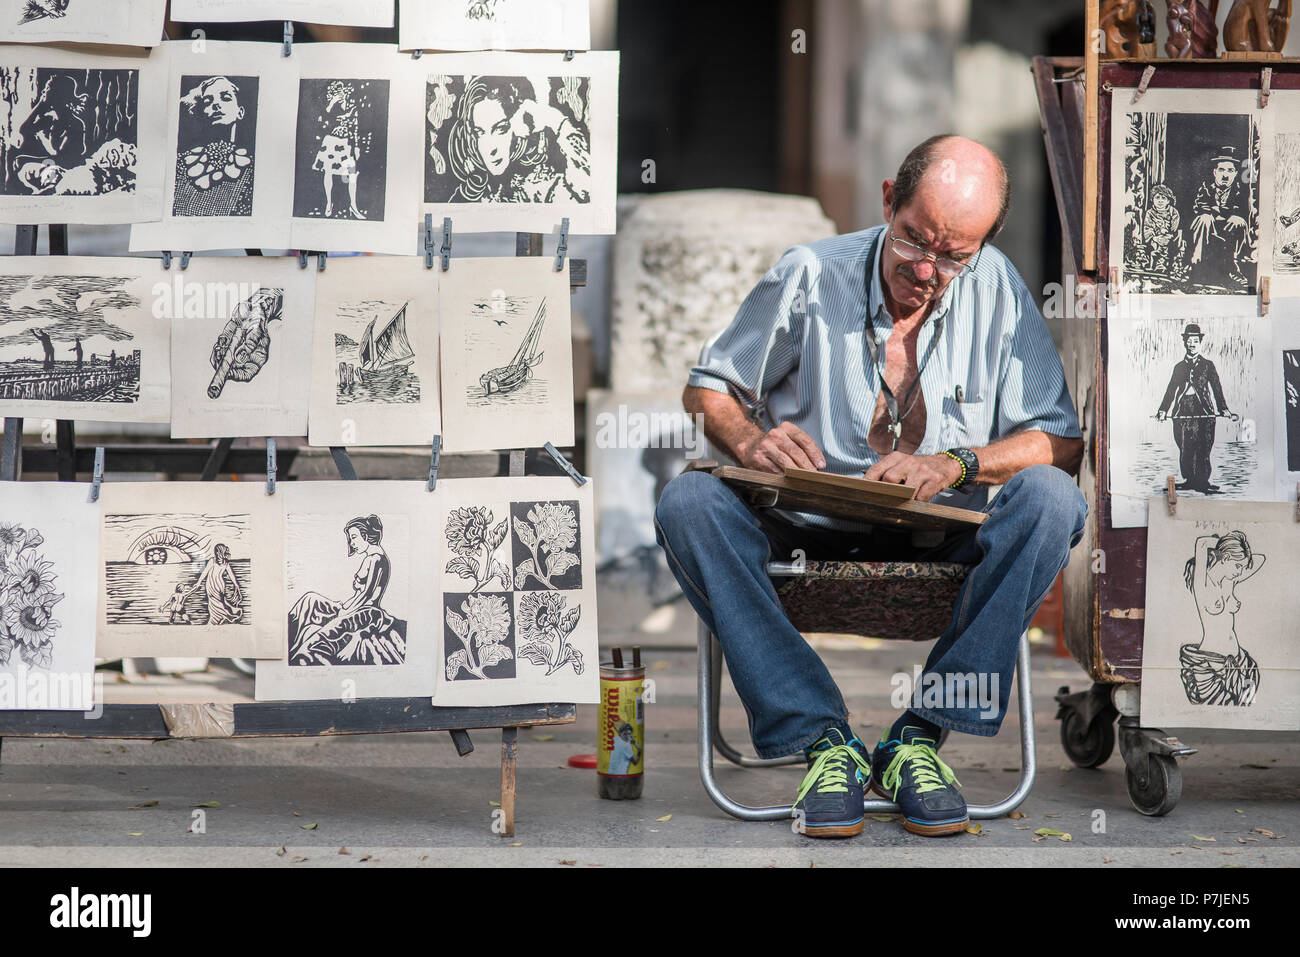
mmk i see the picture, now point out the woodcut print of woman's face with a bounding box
[471,97,513,176]
[198,78,243,127]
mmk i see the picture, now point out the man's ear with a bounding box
[881,179,896,222]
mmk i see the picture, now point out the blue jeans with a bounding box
[653,465,1088,759]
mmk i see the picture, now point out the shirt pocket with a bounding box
[940,395,992,448]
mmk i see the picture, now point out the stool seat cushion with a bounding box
[771,561,971,642]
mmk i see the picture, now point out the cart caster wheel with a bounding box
[1125,753,1182,816]
[1060,708,1115,768]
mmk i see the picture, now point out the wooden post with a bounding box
[500,726,518,837]
[1084,0,1100,273]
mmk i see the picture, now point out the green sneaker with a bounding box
[791,729,871,839]
[871,726,968,837]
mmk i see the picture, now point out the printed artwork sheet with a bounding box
[420,51,618,234]
[170,0,394,28]
[1275,303,1300,500]
[435,476,598,706]
[255,482,438,701]
[1143,499,1300,731]
[168,255,315,439]
[288,45,424,256]
[1107,313,1274,528]
[1270,92,1300,297]
[439,256,574,452]
[0,256,169,423]
[1108,87,1271,318]
[400,0,591,52]
[0,45,166,224]
[2,0,167,47]
[130,42,297,252]
[308,256,441,447]
[0,483,98,711]
[97,482,283,659]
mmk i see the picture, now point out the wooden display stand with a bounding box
[0,227,589,836]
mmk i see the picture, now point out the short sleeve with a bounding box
[992,277,1082,440]
[686,246,810,415]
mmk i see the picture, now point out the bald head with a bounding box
[889,135,1010,244]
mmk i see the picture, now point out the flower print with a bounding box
[445,506,490,555]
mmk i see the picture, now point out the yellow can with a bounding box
[597,662,645,800]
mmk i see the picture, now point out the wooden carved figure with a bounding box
[1166,0,1221,57]
[1223,0,1292,52]
[1102,0,1149,57]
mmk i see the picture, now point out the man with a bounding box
[1189,146,1251,288]
[1156,323,1236,493]
[30,328,54,370]
[654,135,1087,839]
[68,336,82,372]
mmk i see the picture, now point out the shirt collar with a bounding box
[866,223,962,325]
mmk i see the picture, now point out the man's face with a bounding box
[1184,335,1202,357]
[1213,161,1238,189]
[879,180,989,316]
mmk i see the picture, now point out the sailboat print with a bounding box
[336,300,421,405]
[359,302,415,381]
[479,299,545,396]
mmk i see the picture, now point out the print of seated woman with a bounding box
[446,75,591,205]
[162,543,242,625]
[1180,530,1264,707]
[287,515,406,666]
[173,75,255,217]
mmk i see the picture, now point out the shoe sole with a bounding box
[801,819,865,839]
[869,782,968,837]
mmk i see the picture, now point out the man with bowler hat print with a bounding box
[1156,324,1238,493]
[1189,145,1251,289]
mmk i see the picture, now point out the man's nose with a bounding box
[910,259,936,281]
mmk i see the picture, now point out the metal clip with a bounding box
[544,441,586,486]
[1165,475,1177,517]
[317,252,327,272]
[424,214,435,269]
[1261,67,1273,108]
[89,446,105,503]
[427,434,442,491]
[1132,66,1156,103]
[298,250,308,269]
[266,437,277,495]
[1261,275,1271,315]
[412,49,423,59]
[440,217,453,270]
[564,49,576,61]
[282,21,294,57]
[1295,482,1299,522]
[180,251,192,270]
[554,217,569,271]
[161,251,172,270]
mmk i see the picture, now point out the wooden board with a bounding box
[712,465,986,533]
[781,466,917,502]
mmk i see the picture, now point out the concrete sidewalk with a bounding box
[0,638,1296,867]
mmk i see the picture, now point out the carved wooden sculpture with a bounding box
[1223,0,1292,53]
[1101,0,1147,57]
[1166,0,1221,57]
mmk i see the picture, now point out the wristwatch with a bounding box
[941,447,979,490]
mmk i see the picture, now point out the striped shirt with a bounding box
[688,224,1081,523]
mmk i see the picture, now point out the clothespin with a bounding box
[427,435,442,491]
[423,214,435,269]
[317,252,327,272]
[266,438,277,495]
[1108,266,1120,304]
[440,217,453,270]
[179,251,192,270]
[1165,475,1177,517]
[544,441,586,486]
[1260,275,1271,316]
[161,251,172,270]
[88,446,104,503]
[554,217,569,271]
[282,21,294,57]
[298,250,308,269]
[564,50,576,61]
[412,49,423,59]
[1261,67,1273,108]
[1132,66,1156,104]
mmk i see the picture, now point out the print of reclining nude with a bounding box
[287,514,406,666]
[1179,530,1264,707]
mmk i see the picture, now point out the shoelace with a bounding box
[795,745,869,803]
[880,743,961,796]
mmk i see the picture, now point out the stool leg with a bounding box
[499,727,517,838]
[968,631,1036,819]
[704,623,802,768]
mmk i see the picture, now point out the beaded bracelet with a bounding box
[939,449,967,489]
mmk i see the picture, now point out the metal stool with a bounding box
[697,559,1036,821]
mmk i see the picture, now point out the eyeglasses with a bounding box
[888,222,982,280]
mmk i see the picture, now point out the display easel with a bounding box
[0,226,589,836]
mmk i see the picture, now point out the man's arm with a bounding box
[684,385,825,473]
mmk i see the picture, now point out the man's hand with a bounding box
[737,422,827,474]
[863,451,963,502]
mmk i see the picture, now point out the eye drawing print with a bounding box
[0,273,142,405]
[0,66,139,198]
[293,78,390,222]
[287,514,406,667]
[425,73,591,207]
[206,287,283,400]
[1179,530,1264,708]
[172,74,258,218]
